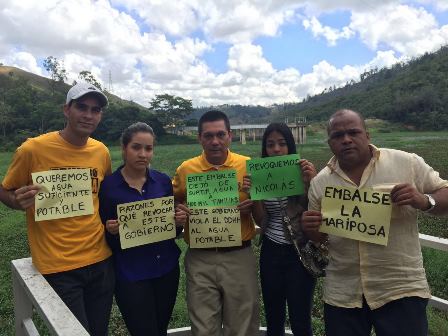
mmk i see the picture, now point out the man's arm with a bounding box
[0,185,39,210]
[391,184,448,216]
[428,187,448,215]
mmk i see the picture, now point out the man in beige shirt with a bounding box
[302,109,448,336]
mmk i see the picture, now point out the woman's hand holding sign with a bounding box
[299,159,317,192]
[299,159,317,188]
[106,219,119,235]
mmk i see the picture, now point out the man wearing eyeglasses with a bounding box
[0,82,114,335]
[172,110,259,336]
[302,109,448,336]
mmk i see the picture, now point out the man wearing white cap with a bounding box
[0,82,114,335]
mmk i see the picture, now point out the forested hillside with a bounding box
[190,46,448,129]
[284,46,448,129]
[0,66,163,149]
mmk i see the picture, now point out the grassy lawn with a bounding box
[0,130,448,335]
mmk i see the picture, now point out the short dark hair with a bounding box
[121,122,155,147]
[198,110,230,134]
[261,122,296,158]
[327,109,366,135]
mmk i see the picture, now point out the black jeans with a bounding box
[44,257,115,336]
[115,264,180,336]
[325,296,429,336]
[260,236,316,336]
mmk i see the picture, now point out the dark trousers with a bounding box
[44,257,115,336]
[325,296,429,336]
[260,236,316,336]
[115,265,180,336]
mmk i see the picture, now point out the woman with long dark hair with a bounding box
[252,122,317,336]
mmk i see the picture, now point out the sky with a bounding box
[1,0,448,107]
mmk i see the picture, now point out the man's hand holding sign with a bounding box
[302,182,440,246]
[32,168,94,221]
[319,185,392,245]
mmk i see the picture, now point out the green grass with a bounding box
[1,131,448,335]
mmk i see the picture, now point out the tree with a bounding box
[78,70,103,90]
[149,94,193,128]
[43,56,67,93]
[0,101,13,137]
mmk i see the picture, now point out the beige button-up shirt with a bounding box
[308,145,448,309]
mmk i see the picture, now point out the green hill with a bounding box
[0,65,164,148]
[190,46,448,130]
[271,46,448,129]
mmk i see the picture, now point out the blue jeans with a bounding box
[324,296,429,336]
[44,257,115,336]
[260,236,316,336]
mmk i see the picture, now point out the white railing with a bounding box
[11,233,448,336]
[419,234,448,310]
[11,258,88,336]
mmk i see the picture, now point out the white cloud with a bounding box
[0,0,447,108]
[349,4,448,56]
[0,0,143,57]
[415,0,448,11]
[111,0,200,36]
[227,44,275,77]
[295,60,358,97]
[298,0,399,16]
[112,0,298,43]
[301,3,448,57]
[303,16,354,46]
[365,50,407,70]
[2,52,43,75]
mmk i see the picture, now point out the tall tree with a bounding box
[78,70,103,90]
[43,56,67,93]
[149,94,193,128]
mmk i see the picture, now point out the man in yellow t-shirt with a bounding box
[0,82,114,335]
[172,110,259,336]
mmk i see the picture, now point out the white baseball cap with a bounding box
[66,82,108,107]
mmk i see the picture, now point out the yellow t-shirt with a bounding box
[172,150,256,243]
[2,131,112,274]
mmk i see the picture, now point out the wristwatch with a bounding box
[423,194,436,212]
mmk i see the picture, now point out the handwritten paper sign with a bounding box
[320,185,392,245]
[189,207,242,248]
[32,168,93,221]
[246,154,304,200]
[186,170,239,207]
[117,196,176,249]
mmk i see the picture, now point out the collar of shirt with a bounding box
[325,144,381,188]
[109,165,156,190]
[199,149,234,171]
